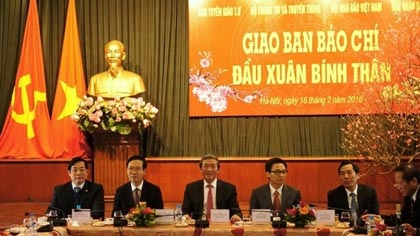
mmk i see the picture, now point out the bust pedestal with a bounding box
[91,129,141,198]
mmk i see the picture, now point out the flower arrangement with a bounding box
[71,96,158,135]
[126,202,156,227]
[283,201,316,226]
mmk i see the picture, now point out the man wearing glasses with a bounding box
[327,160,379,224]
[249,157,301,215]
[182,154,242,222]
[48,157,105,219]
[394,163,420,227]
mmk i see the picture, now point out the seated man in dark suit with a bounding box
[327,160,379,224]
[112,155,163,216]
[48,157,105,219]
[249,157,301,216]
[394,163,420,227]
[182,154,242,222]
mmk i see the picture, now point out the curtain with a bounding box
[0,0,346,158]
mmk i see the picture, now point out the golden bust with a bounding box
[87,40,145,98]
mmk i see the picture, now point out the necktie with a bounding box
[133,188,141,205]
[73,187,82,207]
[350,192,358,225]
[350,192,357,213]
[206,185,213,219]
[273,190,281,212]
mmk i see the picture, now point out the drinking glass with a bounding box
[340,212,350,222]
[9,224,20,236]
[48,210,58,221]
[23,217,31,230]
[243,215,252,225]
[114,210,124,219]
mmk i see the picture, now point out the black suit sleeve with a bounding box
[367,188,379,215]
[146,184,164,209]
[90,184,105,219]
[327,190,343,216]
[182,184,198,218]
[47,186,67,219]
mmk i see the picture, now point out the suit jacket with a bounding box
[327,184,379,218]
[112,180,164,216]
[48,180,105,219]
[401,189,420,227]
[249,183,301,215]
[182,179,242,220]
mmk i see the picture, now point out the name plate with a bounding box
[251,209,271,224]
[155,209,174,224]
[316,210,335,225]
[72,209,92,225]
[210,209,230,223]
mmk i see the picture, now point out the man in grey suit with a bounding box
[112,155,163,216]
[327,160,379,224]
[249,157,301,216]
[182,154,242,222]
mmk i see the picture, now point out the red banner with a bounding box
[189,0,420,116]
[51,0,91,159]
[0,0,53,158]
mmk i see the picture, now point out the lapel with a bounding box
[356,185,363,211]
[265,184,273,209]
[124,183,136,206]
[78,181,91,205]
[64,182,75,208]
[140,180,148,202]
[215,181,223,208]
[281,185,288,207]
[340,186,350,209]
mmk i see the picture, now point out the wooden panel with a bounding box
[0,158,403,215]
[91,130,141,196]
[0,160,92,202]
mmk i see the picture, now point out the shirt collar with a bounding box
[412,185,420,201]
[269,183,283,195]
[72,182,85,190]
[345,184,358,196]
[203,179,217,188]
[131,180,144,191]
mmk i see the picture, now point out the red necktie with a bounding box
[273,190,281,211]
[206,185,213,219]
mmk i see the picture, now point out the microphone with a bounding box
[27,196,67,226]
[309,203,352,212]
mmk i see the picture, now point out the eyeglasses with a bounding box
[71,168,86,173]
[128,166,143,171]
[270,170,287,175]
[339,170,355,176]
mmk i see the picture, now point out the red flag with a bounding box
[51,0,91,159]
[0,0,53,159]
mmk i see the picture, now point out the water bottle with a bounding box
[366,215,375,236]
[174,204,183,224]
[392,207,405,236]
[29,212,37,236]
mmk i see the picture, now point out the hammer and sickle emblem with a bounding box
[11,74,47,139]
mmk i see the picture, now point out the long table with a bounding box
[66,223,349,236]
